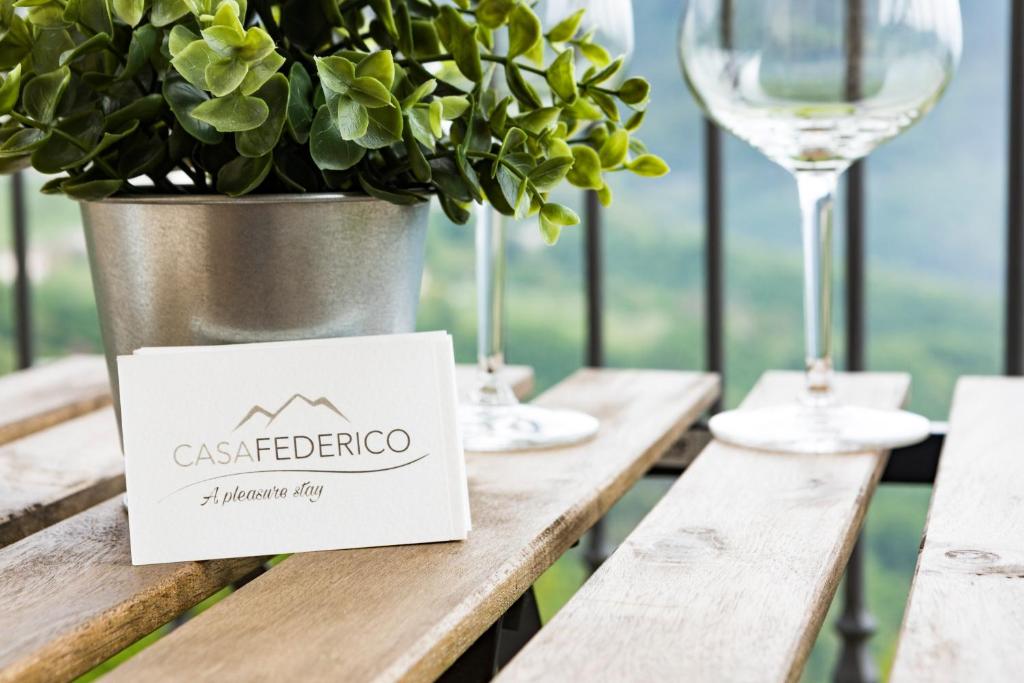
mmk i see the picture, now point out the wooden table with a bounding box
[0,357,717,682]
[499,375,1024,682]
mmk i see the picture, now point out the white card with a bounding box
[118,331,470,565]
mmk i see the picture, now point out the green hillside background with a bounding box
[0,2,1011,680]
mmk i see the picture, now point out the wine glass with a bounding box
[459,0,635,452]
[679,0,961,454]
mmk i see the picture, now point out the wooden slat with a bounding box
[0,355,110,445]
[105,369,718,682]
[890,377,1024,682]
[498,371,909,683]
[0,364,535,683]
[0,498,265,683]
[0,408,122,548]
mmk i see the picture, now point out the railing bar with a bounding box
[582,190,608,574]
[11,172,32,370]
[584,190,604,368]
[845,162,866,373]
[834,2,877,683]
[704,118,725,409]
[1007,0,1024,376]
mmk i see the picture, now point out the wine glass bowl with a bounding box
[680,0,962,174]
[679,0,961,454]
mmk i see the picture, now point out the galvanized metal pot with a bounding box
[80,194,430,431]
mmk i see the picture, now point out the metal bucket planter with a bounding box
[80,194,430,431]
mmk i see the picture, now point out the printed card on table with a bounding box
[118,332,469,565]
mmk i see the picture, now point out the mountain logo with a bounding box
[233,394,349,431]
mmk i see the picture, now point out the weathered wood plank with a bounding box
[0,408,122,548]
[106,369,719,682]
[0,365,531,550]
[890,377,1024,682]
[498,372,909,683]
[0,498,264,683]
[0,355,110,445]
[0,365,535,683]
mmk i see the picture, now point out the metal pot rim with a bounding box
[81,192,398,206]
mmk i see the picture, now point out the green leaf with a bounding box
[596,182,612,207]
[0,64,21,115]
[439,95,469,120]
[58,32,110,66]
[586,57,624,86]
[539,202,579,244]
[355,50,395,90]
[528,155,574,191]
[287,62,314,144]
[171,40,219,91]
[316,55,355,94]
[368,0,398,41]
[169,25,198,57]
[547,48,577,103]
[476,0,515,29]
[318,0,343,26]
[590,89,619,121]
[62,178,123,200]
[152,0,190,26]
[348,76,392,108]
[28,27,72,73]
[517,106,560,134]
[236,73,289,157]
[64,0,113,36]
[547,8,584,43]
[626,153,669,177]
[505,62,541,109]
[624,109,645,132]
[105,93,165,130]
[356,96,403,149]
[408,106,434,148]
[206,58,247,97]
[435,6,481,82]
[121,24,159,81]
[358,172,425,205]
[331,95,369,140]
[309,105,366,171]
[495,126,525,175]
[566,144,602,189]
[598,129,628,168]
[216,152,273,196]
[0,127,48,155]
[411,19,442,59]
[438,194,470,224]
[507,3,541,59]
[618,77,650,108]
[400,78,436,110]
[191,93,269,132]
[31,111,102,172]
[576,40,610,67]
[240,51,285,95]
[428,100,443,138]
[113,0,145,26]
[22,65,70,123]
[164,76,224,144]
[402,120,431,183]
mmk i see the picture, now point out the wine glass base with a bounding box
[461,404,600,453]
[708,403,930,454]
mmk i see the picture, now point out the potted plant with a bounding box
[0,0,667,416]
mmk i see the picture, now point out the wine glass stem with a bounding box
[796,170,839,406]
[474,205,518,406]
